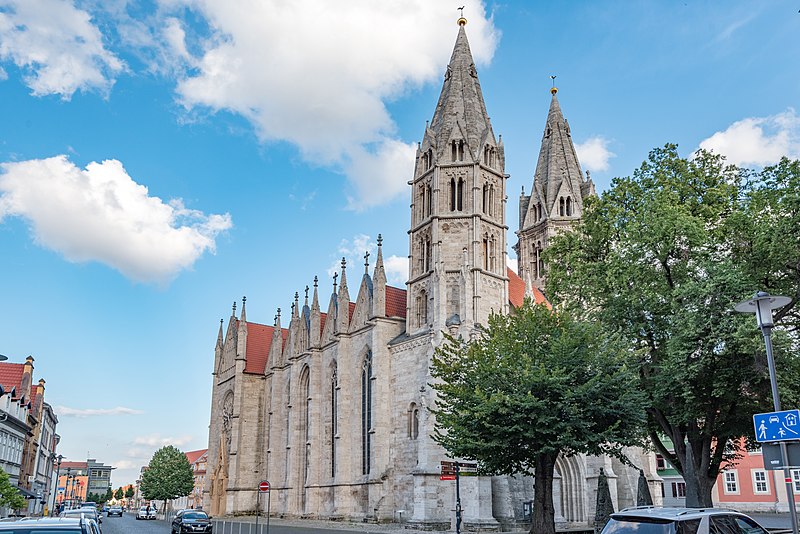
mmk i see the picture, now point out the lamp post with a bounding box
[735,291,797,534]
[50,454,63,515]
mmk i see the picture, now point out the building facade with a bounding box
[204,19,653,531]
[86,459,114,501]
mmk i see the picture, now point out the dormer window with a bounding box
[566,196,573,216]
[559,197,565,216]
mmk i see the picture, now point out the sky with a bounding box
[0,0,798,487]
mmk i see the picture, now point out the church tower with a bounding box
[516,86,595,290]
[407,16,508,335]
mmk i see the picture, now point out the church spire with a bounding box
[427,19,493,161]
[216,319,224,349]
[240,296,247,322]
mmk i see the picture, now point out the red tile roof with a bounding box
[0,363,24,397]
[185,449,208,465]
[348,302,356,321]
[385,286,407,318]
[244,321,273,375]
[507,267,549,309]
[60,461,88,470]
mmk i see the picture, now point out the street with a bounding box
[101,512,168,534]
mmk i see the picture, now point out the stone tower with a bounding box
[515,87,595,290]
[408,16,508,336]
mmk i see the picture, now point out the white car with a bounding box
[601,507,770,533]
[136,507,157,520]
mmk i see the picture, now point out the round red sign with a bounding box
[259,481,270,492]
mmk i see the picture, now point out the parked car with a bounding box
[106,506,123,517]
[601,507,771,533]
[171,510,212,534]
[61,508,102,526]
[136,506,157,520]
[5,517,101,534]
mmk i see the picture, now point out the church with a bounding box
[204,17,655,531]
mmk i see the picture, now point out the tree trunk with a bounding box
[675,432,715,507]
[530,452,557,534]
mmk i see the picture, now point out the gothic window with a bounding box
[416,290,428,328]
[490,237,496,272]
[408,403,419,439]
[489,185,495,217]
[491,148,496,167]
[428,149,433,170]
[482,184,488,214]
[361,351,373,475]
[450,178,456,211]
[422,236,432,272]
[300,367,310,483]
[483,145,488,165]
[566,196,572,216]
[458,140,464,161]
[330,365,338,478]
[559,197,565,216]
[482,236,489,270]
[538,204,542,221]
[285,379,291,485]
[451,141,457,162]
[456,178,464,211]
[425,184,432,217]
[537,241,545,278]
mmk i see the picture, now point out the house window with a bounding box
[792,470,800,493]
[752,470,769,494]
[656,454,666,470]
[723,471,739,494]
[671,482,686,498]
[361,351,373,475]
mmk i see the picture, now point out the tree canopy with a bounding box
[140,445,194,509]
[0,469,26,511]
[431,301,647,534]
[546,145,800,506]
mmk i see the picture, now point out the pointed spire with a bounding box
[339,257,348,293]
[364,251,370,274]
[231,301,236,317]
[375,234,385,271]
[312,276,320,310]
[293,292,299,318]
[304,286,309,306]
[427,20,493,160]
[332,272,338,295]
[240,296,247,321]
[275,308,282,329]
[216,319,224,348]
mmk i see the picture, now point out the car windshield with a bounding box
[182,513,208,520]
[604,518,701,534]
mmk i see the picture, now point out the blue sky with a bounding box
[0,0,798,486]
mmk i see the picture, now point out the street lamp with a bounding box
[735,291,797,534]
[50,454,63,515]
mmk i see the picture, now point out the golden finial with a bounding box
[457,6,467,26]
[550,75,558,95]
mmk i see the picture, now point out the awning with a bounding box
[16,486,38,499]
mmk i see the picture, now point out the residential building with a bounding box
[171,449,209,511]
[204,17,652,531]
[86,458,114,501]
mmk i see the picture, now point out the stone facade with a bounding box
[204,20,657,531]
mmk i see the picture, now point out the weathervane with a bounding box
[550,75,557,87]
[458,6,465,17]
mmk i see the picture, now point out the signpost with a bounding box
[441,461,477,534]
[255,481,270,534]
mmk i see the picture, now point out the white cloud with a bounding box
[698,109,800,166]
[133,434,193,447]
[321,234,407,287]
[574,136,615,172]
[172,0,499,209]
[384,255,408,287]
[506,256,517,274]
[0,0,124,98]
[0,155,233,284]
[0,65,6,80]
[112,460,140,470]
[54,406,144,417]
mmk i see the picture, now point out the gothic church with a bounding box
[204,18,653,531]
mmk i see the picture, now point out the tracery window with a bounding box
[559,197,565,216]
[300,367,310,483]
[330,365,338,478]
[416,290,428,328]
[566,196,572,216]
[361,351,373,475]
[408,403,420,440]
[450,178,464,211]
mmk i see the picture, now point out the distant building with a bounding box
[170,449,209,511]
[86,459,114,501]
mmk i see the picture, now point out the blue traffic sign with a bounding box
[753,409,800,443]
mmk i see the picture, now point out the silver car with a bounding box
[601,507,770,533]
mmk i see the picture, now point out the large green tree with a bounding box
[140,446,194,513]
[546,145,800,507]
[431,301,647,534]
[0,469,26,511]
[114,488,123,500]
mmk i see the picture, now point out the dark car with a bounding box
[106,506,123,517]
[171,510,212,534]
[0,517,100,534]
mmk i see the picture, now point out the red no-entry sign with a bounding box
[259,481,270,492]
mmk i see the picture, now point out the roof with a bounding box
[506,268,548,309]
[0,363,24,395]
[243,322,273,374]
[385,286,407,318]
[185,449,208,465]
[60,461,88,470]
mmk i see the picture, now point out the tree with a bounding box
[0,469,26,511]
[114,488,123,500]
[140,445,194,513]
[546,145,800,507]
[125,486,134,499]
[103,488,112,503]
[431,301,647,534]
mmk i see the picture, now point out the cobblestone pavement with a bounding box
[101,510,167,534]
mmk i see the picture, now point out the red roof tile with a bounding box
[244,321,273,375]
[507,268,549,309]
[0,363,24,395]
[385,286,407,318]
[320,312,327,335]
[185,449,208,465]
[60,461,88,470]
[348,302,356,321]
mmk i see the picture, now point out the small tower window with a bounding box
[566,196,573,216]
[482,184,488,214]
[451,141,457,162]
[428,149,433,169]
[559,197,565,216]
[426,184,432,217]
[458,140,464,161]
[489,185,495,217]
[538,204,543,221]
[416,290,428,327]
[408,402,420,439]
[330,365,338,478]
[457,178,464,211]
[537,241,545,278]
[482,236,489,270]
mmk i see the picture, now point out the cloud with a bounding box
[0,0,124,98]
[112,460,140,470]
[384,255,408,287]
[133,434,193,447]
[54,406,144,417]
[698,109,800,166]
[574,136,615,173]
[171,0,499,209]
[0,155,233,283]
[506,256,517,274]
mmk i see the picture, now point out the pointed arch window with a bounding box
[489,185,495,217]
[566,196,572,216]
[425,184,432,217]
[416,290,428,328]
[361,351,373,475]
[457,178,464,211]
[559,197,565,216]
[427,149,433,170]
[300,367,311,484]
[285,379,292,485]
[537,240,545,278]
[451,141,457,162]
[408,402,420,440]
[482,236,489,270]
[458,140,464,161]
[482,184,488,214]
[330,364,338,478]
[538,204,543,221]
